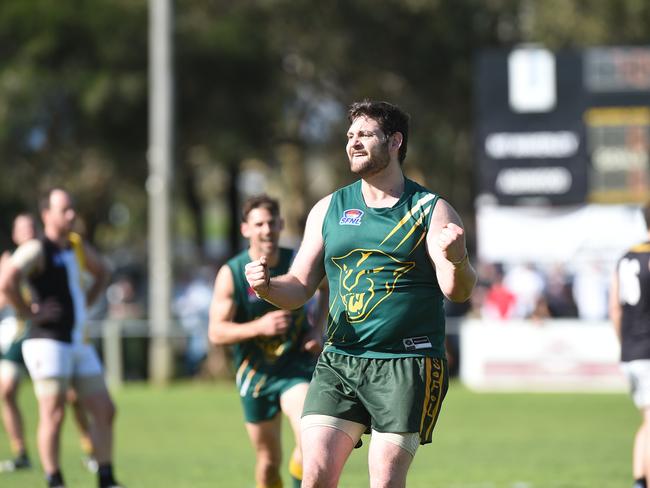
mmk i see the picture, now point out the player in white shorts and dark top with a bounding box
[0,213,97,475]
[0,188,122,488]
[610,202,650,488]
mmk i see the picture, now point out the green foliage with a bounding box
[0,381,636,487]
[1,0,650,255]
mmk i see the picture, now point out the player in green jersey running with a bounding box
[245,100,477,487]
[209,195,327,488]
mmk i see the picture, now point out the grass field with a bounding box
[0,380,639,487]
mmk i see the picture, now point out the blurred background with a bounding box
[1,0,649,389]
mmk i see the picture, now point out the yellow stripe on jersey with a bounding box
[392,206,431,252]
[380,194,436,246]
[69,232,87,278]
[631,243,650,253]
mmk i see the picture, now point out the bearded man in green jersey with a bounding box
[245,100,477,488]
[209,195,327,488]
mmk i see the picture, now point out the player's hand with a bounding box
[255,310,292,337]
[302,326,323,356]
[437,223,466,264]
[245,256,270,297]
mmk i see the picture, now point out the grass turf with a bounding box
[0,380,639,487]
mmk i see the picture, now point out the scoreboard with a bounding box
[475,46,650,205]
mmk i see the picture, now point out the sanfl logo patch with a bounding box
[339,209,364,226]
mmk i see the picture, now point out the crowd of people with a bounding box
[465,259,613,323]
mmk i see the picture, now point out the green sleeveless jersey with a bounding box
[227,247,310,376]
[322,178,446,359]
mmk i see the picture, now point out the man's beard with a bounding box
[349,142,390,178]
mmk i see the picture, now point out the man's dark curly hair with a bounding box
[347,100,410,164]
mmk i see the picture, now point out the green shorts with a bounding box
[239,352,315,424]
[302,350,448,445]
[2,337,26,366]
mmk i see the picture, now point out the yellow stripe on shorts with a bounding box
[419,358,445,442]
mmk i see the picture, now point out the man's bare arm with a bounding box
[0,260,32,318]
[427,199,477,303]
[246,195,331,309]
[0,240,45,320]
[208,265,292,345]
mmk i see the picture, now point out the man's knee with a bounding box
[38,396,67,428]
[0,362,21,400]
[301,467,336,488]
[255,449,282,485]
[87,395,116,426]
[0,379,18,402]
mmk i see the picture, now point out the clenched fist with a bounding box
[245,255,270,297]
[437,222,466,264]
[255,310,292,337]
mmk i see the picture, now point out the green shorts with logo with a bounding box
[302,350,449,445]
[239,352,316,424]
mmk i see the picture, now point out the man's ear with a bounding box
[240,222,250,239]
[390,132,403,151]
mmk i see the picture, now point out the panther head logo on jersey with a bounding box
[331,249,414,323]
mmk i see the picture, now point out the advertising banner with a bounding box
[460,319,627,392]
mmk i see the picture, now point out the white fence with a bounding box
[85,317,626,393]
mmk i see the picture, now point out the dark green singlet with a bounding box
[322,178,446,359]
[227,248,315,422]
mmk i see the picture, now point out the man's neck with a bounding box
[44,229,68,248]
[361,164,405,208]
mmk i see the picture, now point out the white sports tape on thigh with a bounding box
[371,430,420,457]
[33,377,69,397]
[301,414,367,444]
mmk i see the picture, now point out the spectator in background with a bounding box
[482,263,516,320]
[573,260,610,321]
[503,262,545,319]
[173,264,214,376]
[106,274,142,321]
[610,202,650,488]
[544,264,578,318]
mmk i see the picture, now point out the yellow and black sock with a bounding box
[289,456,302,488]
[79,435,94,456]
